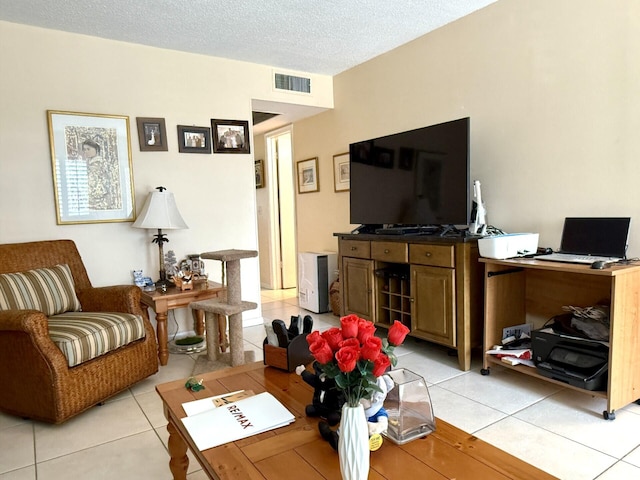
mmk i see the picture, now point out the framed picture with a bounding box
[136,117,168,151]
[255,159,265,188]
[333,152,350,192]
[297,157,319,194]
[47,110,135,225]
[177,125,212,154]
[211,119,251,154]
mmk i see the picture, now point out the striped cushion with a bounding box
[49,312,146,367]
[0,264,81,316]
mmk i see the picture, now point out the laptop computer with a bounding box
[535,217,631,264]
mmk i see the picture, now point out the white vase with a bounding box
[338,403,370,480]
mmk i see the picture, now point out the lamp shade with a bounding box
[132,189,188,230]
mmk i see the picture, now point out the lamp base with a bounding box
[155,277,174,290]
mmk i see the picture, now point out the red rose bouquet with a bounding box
[306,314,410,407]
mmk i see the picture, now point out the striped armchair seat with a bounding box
[0,240,158,423]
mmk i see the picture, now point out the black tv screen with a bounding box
[349,117,470,227]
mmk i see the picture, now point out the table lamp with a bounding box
[132,186,188,288]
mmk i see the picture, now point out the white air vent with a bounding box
[274,73,311,94]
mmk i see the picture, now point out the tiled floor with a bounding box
[2,289,640,479]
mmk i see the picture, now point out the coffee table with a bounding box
[140,280,225,365]
[156,362,558,480]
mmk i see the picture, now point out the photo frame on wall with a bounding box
[333,152,350,192]
[255,159,265,188]
[297,157,319,194]
[211,119,251,154]
[136,117,168,151]
[177,125,212,154]
[47,110,135,224]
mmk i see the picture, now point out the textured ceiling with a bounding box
[0,0,497,76]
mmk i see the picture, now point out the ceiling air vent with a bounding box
[274,73,311,94]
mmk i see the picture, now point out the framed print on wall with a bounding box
[47,110,135,225]
[255,159,265,188]
[211,119,251,154]
[297,157,319,194]
[333,152,350,192]
[177,125,212,154]
[136,117,168,151]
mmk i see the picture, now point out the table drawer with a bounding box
[371,242,408,263]
[341,240,371,259]
[409,244,454,268]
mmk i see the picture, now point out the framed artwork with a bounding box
[136,117,168,151]
[333,152,350,192]
[47,110,135,225]
[255,159,265,188]
[177,125,212,154]
[211,119,251,154]
[297,157,319,194]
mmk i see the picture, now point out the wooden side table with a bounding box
[139,280,225,366]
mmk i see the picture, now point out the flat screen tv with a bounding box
[349,117,470,229]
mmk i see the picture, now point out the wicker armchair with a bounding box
[0,239,158,423]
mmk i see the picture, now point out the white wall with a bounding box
[0,21,333,335]
[292,0,640,259]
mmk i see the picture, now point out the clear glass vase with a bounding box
[338,403,370,480]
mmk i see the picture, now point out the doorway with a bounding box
[264,127,297,289]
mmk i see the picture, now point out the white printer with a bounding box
[478,233,539,260]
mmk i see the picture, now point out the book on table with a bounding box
[181,391,295,451]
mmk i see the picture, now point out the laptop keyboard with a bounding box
[535,253,621,264]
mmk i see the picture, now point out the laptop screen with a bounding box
[560,217,630,258]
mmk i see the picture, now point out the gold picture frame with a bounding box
[47,110,135,224]
[297,157,319,193]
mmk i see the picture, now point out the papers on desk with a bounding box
[181,391,295,451]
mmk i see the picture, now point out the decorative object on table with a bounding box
[305,315,410,480]
[132,186,188,289]
[47,110,135,225]
[211,119,251,154]
[164,250,179,278]
[177,125,212,154]
[296,361,345,426]
[136,117,168,152]
[255,159,265,188]
[188,254,204,275]
[333,152,350,192]
[296,157,319,193]
[382,368,436,445]
[173,270,194,291]
[263,314,315,372]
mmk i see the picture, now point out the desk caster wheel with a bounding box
[635,399,640,405]
[603,410,616,420]
[480,368,490,376]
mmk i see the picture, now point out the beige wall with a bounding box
[292,0,640,259]
[0,21,332,333]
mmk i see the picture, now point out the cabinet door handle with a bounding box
[384,249,390,254]
[410,297,415,303]
[424,252,432,257]
[351,246,357,251]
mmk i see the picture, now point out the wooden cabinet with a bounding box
[337,234,483,371]
[481,257,640,418]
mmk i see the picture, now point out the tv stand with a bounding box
[336,233,483,371]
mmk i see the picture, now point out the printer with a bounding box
[532,327,608,391]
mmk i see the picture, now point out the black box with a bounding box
[532,328,608,391]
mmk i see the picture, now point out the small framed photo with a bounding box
[177,125,211,154]
[211,119,251,154]
[136,117,168,152]
[333,152,350,192]
[297,157,319,194]
[255,159,265,188]
[47,110,135,224]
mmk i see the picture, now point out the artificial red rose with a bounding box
[335,345,360,373]
[322,327,344,352]
[339,337,360,350]
[372,353,391,377]
[388,320,410,346]
[309,337,334,364]
[357,318,376,344]
[340,314,360,339]
[306,330,322,346]
[361,335,382,361]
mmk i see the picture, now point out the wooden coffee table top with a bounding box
[156,362,557,480]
